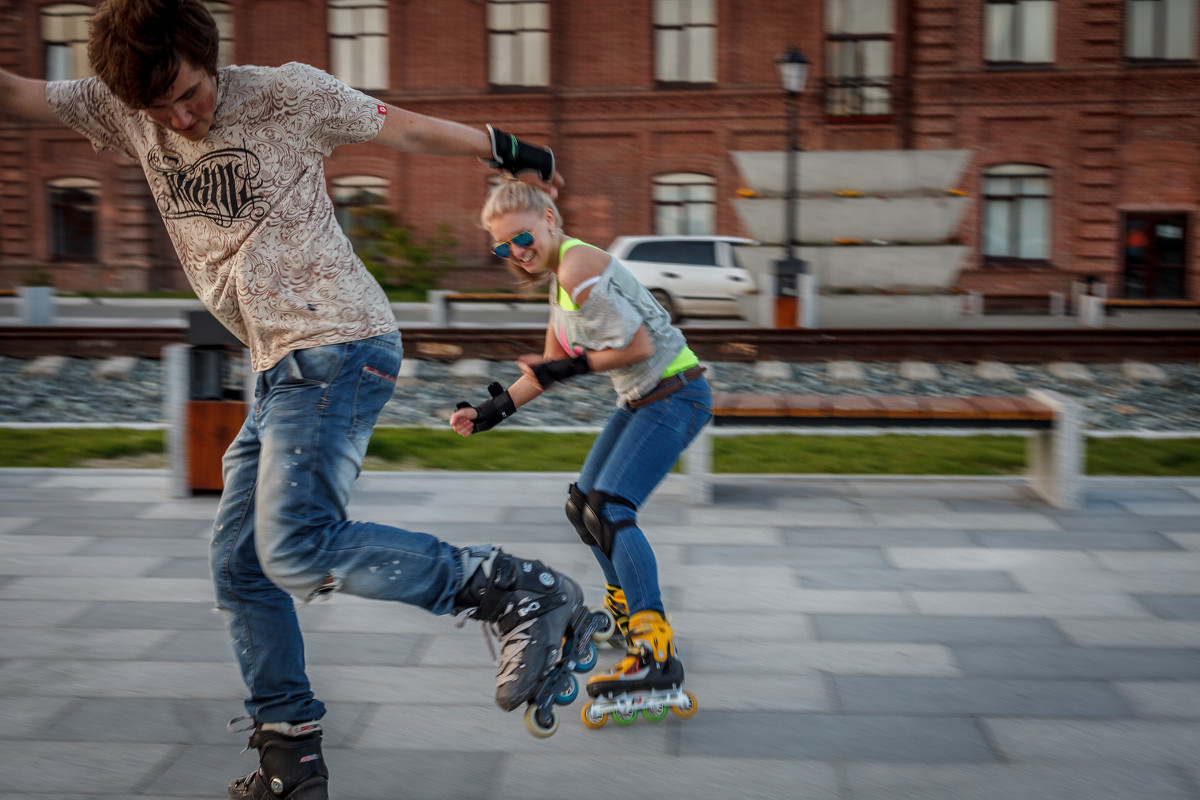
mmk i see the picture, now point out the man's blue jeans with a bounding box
[576,376,712,617]
[209,332,480,724]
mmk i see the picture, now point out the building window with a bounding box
[986,0,1056,65]
[1127,0,1197,61]
[41,4,93,81]
[489,1,549,88]
[655,0,716,85]
[205,2,235,68]
[654,173,715,235]
[332,175,389,248]
[328,0,388,90]
[825,0,893,117]
[982,164,1051,265]
[48,178,99,261]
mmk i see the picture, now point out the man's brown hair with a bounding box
[87,0,219,109]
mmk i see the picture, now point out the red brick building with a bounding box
[1,0,1197,299]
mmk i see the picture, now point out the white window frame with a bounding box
[488,0,550,88]
[1127,0,1197,60]
[48,177,100,262]
[654,0,716,85]
[982,164,1052,264]
[654,173,716,235]
[985,0,1057,64]
[826,0,894,117]
[41,4,93,81]
[328,0,388,90]
[331,175,389,241]
[204,2,235,68]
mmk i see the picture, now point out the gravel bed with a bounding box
[1,356,1198,432]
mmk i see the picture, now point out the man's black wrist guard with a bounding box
[456,382,516,433]
[484,125,555,182]
[531,353,590,389]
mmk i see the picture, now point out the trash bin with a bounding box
[773,257,807,328]
[164,311,249,495]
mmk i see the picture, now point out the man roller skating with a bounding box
[0,1,602,797]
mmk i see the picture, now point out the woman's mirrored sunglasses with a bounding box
[491,230,534,259]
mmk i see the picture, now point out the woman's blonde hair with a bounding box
[480,178,563,289]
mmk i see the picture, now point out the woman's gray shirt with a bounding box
[549,252,687,405]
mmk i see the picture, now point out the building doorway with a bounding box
[1122,212,1188,299]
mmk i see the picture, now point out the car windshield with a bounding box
[627,240,718,266]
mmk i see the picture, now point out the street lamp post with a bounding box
[777,48,809,265]
[774,47,810,327]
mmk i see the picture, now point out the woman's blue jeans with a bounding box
[209,331,481,724]
[576,376,712,617]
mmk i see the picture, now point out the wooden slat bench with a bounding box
[427,290,547,326]
[1080,295,1200,326]
[683,388,1084,509]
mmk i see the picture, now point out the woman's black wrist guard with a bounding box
[457,382,516,433]
[484,125,555,182]
[531,353,590,389]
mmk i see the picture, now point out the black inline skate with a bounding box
[227,720,328,800]
[582,610,698,728]
[455,548,614,737]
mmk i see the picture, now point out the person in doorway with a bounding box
[451,178,710,722]
[0,2,591,798]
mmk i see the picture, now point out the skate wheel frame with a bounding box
[580,688,698,729]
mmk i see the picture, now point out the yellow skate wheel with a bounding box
[590,607,616,645]
[671,691,699,719]
[580,702,607,729]
[524,704,559,738]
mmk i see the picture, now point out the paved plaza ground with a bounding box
[1,468,1199,799]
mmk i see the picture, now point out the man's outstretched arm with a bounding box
[372,104,564,195]
[0,68,60,125]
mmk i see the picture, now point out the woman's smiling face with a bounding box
[487,209,554,274]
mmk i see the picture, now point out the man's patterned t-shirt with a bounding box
[47,62,396,371]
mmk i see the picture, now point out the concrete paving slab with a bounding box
[907,591,1152,619]
[678,711,994,761]
[833,676,1134,717]
[813,615,1069,646]
[983,719,1200,765]
[783,527,976,547]
[951,646,1200,680]
[968,529,1181,550]
[2,468,1199,798]
[67,601,228,630]
[845,762,1200,800]
[1166,532,1200,550]
[0,741,177,795]
[795,567,1020,592]
[1117,681,1200,719]
[1134,594,1200,620]
[1059,619,1200,647]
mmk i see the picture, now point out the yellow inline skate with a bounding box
[581,609,698,728]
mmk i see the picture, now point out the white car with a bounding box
[607,235,760,322]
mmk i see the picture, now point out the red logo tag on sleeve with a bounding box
[377,104,387,114]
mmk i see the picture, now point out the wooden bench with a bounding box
[683,389,1084,509]
[965,291,1067,316]
[1080,295,1200,326]
[427,290,547,326]
[1104,298,1200,311]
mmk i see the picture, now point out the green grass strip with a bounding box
[0,428,1196,476]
